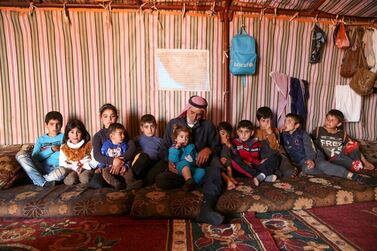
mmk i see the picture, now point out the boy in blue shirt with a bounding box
[16,111,65,187]
[132,114,163,185]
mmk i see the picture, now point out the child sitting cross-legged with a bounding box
[232,120,281,187]
[97,123,142,190]
[168,124,205,192]
[282,113,377,186]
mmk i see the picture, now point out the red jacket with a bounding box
[232,137,261,165]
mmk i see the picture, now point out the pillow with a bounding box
[0,156,22,189]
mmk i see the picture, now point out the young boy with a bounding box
[218,122,238,190]
[132,114,163,185]
[16,111,66,187]
[232,120,281,186]
[98,123,142,190]
[312,109,375,171]
[254,106,297,178]
[282,113,376,185]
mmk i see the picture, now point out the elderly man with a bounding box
[155,95,224,225]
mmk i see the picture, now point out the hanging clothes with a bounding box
[270,71,289,128]
[289,78,309,126]
[310,24,326,64]
[363,29,376,68]
[372,29,377,73]
[335,85,361,122]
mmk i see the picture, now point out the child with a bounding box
[282,113,376,185]
[313,109,375,171]
[233,120,281,186]
[218,122,238,190]
[59,119,95,185]
[92,103,137,188]
[168,124,205,192]
[132,114,163,185]
[16,111,66,187]
[254,106,297,178]
[97,123,142,190]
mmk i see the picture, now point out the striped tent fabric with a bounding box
[0,9,376,145]
[318,0,377,18]
[229,13,377,140]
[233,0,317,10]
[0,10,225,144]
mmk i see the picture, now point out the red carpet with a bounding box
[309,201,377,251]
[0,213,278,251]
[257,201,377,251]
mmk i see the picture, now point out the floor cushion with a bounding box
[0,156,24,190]
[217,172,377,214]
[130,186,203,219]
[0,184,135,217]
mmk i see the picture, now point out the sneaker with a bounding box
[265,174,277,182]
[351,160,363,172]
[352,174,377,186]
[44,181,56,187]
[102,168,123,190]
[123,169,143,191]
[183,178,196,192]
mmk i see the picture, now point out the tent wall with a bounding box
[0,10,225,144]
[0,9,376,145]
[229,14,377,140]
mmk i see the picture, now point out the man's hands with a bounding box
[168,162,178,174]
[196,147,212,166]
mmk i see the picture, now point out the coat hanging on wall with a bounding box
[310,23,326,64]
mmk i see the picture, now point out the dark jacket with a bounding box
[282,129,316,165]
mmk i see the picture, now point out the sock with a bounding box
[265,174,277,182]
[351,160,363,172]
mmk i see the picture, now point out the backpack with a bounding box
[230,27,257,75]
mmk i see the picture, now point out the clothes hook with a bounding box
[182,3,186,19]
[289,12,299,22]
[63,2,71,25]
[259,8,266,21]
[29,2,35,16]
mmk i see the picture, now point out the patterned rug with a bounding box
[256,201,377,251]
[0,213,278,251]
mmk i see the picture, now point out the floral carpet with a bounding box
[0,213,278,251]
[256,201,377,251]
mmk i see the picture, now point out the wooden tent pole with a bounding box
[221,0,232,122]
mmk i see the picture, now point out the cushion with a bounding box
[130,186,203,219]
[0,184,135,217]
[0,156,23,189]
[217,173,377,214]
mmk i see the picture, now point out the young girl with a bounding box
[313,109,375,172]
[218,122,238,190]
[60,119,95,185]
[92,104,137,188]
[168,125,205,192]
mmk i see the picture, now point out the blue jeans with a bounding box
[16,150,64,186]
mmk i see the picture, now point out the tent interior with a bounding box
[1,1,377,250]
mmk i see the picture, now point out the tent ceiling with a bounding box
[1,0,377,19]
